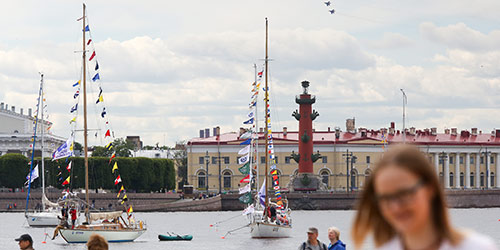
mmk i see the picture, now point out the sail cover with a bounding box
[89,211,122,221]
[42,194,60,208]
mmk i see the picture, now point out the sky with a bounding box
[1,0,500,147]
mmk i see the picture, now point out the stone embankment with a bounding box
[2,189,499,212]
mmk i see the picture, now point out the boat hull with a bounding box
[158,234,193,241]
[59,228,145,243]
[250,222,291,238]
[26,211,60,227]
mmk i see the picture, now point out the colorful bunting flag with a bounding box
[96,95,103,104]
[114,175,122,185]
[105,129,111,137]
[238,145,250,155]
[240,139,251,145]
[238,154,249,165]
[105,142,113,150]
[74,90,79,99]
[66,161,72,172]
[70,117,76,123]
[101,107,106,118]
[243,117,254,124]
[127,205,133,214]
[112,162,118,173]
[95,61,99,71]
[84,25,89,32]
[62,176,70,185]
[239,174,250,183]
[121,194,128,204]
[239,184,251,194]
[87,39,92,45]
[238,192,252,204]
[92,73,100,82]
[238,162,250,175]
[70,104,78,113]
[117,185,125,198]
[109,152,116,164]
[73,81,80,87]
[89,51,96,61]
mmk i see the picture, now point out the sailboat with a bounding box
[248,18,292,238]
[25,74,61,227]
[58,4,146,243]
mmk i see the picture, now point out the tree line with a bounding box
[0,153,175,192]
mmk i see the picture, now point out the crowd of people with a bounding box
[16,233,108,250]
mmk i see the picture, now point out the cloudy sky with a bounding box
[1,0,500,146]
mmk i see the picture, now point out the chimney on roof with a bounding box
[360,128,367,137]
[451,128,457,136]
[460,130,469,137]
[327,127,331,132]
[431,127,437,136]
[471,128,478,136]
[335,127,341,139]
[390,122,395,129]
[205,128,210,138]
[0,102,3,110]
[216,126,220,136]
[283,127,288,137]
[409,127,416,136]
[259,127,263,133]
[199,129,205,138]
[5,104,8,111]
[496,129,500,138]
[346,118,355,133]
[28,108,32,117]
[20,108,23,115]
[11,106,15,112]
[444,128,450,134]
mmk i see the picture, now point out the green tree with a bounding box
[174,141,188,189]
[90,138,134,157]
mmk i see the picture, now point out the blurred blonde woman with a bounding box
[352,145,497,250]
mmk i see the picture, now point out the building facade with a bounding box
[187,125,500,193]
[0,102,65,157]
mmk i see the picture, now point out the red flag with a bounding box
[89,51,96,61]
[109,153,116,164]
[66,161,72,172]
[62,176,70,185]
[87,39,92,45]
[114,175,122,185]
[239,174,250,183]
[105,129,111,137]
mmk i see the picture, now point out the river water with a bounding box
[1,208,499,249]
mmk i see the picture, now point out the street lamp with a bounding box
[400,89,407,144]
[205,151,210,196]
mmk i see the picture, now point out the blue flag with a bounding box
[92,73,100,82]
[70,104,78,113]
[84,25,90,32]
[101,107,106,118]
[240,139,251,145]
[72,81,80,87]
[243,117,254,124]
[95,61,99,71]
[73,91,79,99]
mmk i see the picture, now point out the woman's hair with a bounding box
[328,226,340,241]
[351,145,462,248]
[87,233,108,250]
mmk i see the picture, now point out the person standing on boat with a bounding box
[52,215,69,240]
[15,234,34,250]
[351,145,498,250]
[69,206,77,229]
[298,227,328,250]
[327,227,346,250]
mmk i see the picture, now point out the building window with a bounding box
[212,157,218,164]
[450,172,454,187]
[470,172,475,187]
[460,172,464,187]
[274,157,278,164]
[350,169,358,190]
[460,156,464,164]
[223,171,231,189]
[261,156,265,164]
[199,157,204,165]
[450,157,453,164]
[480,172,485,186]
[470,157,474,164]
[223,157,230,164]
[285,156,291,164]
[491,172,495,187]
[480,157,484,164]
[491,157,495,164]
[320,170,329,187]
[322,156,328,164]
[366,156,370,164]
[197,171,206,188]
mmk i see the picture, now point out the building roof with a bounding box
[188,129,500,146]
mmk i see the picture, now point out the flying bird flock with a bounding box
[324,1,335,14]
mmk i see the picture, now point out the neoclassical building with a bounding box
[187,124,500,193]
[0,102,64,157]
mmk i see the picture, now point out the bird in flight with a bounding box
[324,1,331,6]
[329,9,335,14]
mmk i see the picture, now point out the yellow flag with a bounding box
[112,162,118,173]
[121,194,128,204]
[69,142,74,151]
[70,117,76,123]
[127,205,133,214]
[98,95,103,103]
[117,185,124,198]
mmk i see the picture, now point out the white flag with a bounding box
[238,145,250,155]
[238,154,249,165]
[242,204,255,215]
[258,180,266,209]
[52,137,74,160]
[26,164,39,184]
[239,184,251,194]
[240,131,253,139]
[247,110,254,119]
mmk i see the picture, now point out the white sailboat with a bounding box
[25,74,61,227]
[58,4,146,243]
[248,18,292,238]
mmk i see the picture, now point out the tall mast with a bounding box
[40,73,45,211]
[254,64,259,191]
[82,3,90,222]
[264,18,269,216]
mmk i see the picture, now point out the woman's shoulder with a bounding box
[442,229,498,250]
[375,237,403,250]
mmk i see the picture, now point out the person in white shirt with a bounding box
[351,145,497,250]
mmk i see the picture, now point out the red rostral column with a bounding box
[292,81,319,174]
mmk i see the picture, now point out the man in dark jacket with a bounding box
[298,227,328,250]
[15,234,35,250]
[328,227,346,250]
